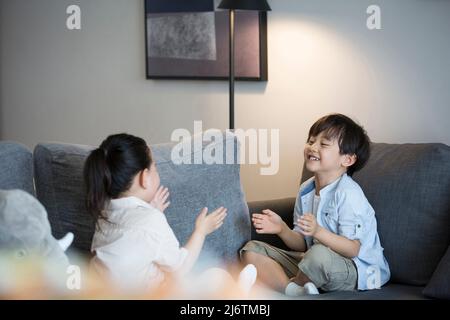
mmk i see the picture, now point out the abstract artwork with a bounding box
[145,0,267,80]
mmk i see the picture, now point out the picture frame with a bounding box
[144,0,268,81]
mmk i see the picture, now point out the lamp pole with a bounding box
[229,9,235,130]
[218,0,271,130]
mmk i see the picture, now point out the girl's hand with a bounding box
[150,186,170,213]
[195,207,227,236]
[298,213,320,237]
[252,209,284,235]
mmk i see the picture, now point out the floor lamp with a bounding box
[217,0,271,129]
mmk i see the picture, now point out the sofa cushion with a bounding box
[33,132,250,265]
[248,197,296,251]
[302,143,450,286]
[423,246,450,299]
[294,283,428,300]
[33,143,95,251]
[0,141,35,195]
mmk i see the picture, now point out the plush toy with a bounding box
[0,189,74,297]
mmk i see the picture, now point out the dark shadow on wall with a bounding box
[0,1,3,140]
[0,0,3,140]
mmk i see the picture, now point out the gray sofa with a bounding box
[249,143,450,299]
[1,137,449,299]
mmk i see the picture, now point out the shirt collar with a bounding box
[318,174,343,196]
[108,196,153,211]
[301,173,346,197]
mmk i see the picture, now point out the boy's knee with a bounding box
[241,250,260,264]
[240,240,262,260]
[300,244,331,271]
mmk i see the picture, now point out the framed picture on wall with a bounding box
[144,0,268,81]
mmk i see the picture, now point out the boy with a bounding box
[241,114,390,296]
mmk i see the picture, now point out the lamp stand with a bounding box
[228,9,235,130]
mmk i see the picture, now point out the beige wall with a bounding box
[1,0,450,201]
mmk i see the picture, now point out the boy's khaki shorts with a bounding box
[240,240,357,292]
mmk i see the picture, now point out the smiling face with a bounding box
[304,131,355,176]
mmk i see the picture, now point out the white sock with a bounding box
[238,264,257,296]
[284,282,306,296]
[304,282,320,295]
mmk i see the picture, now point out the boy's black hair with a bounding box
[308,114,371,176]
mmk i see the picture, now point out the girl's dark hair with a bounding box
[83,133,152,223]
[308,114,371,176]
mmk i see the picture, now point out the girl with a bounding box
[84,133,256,295]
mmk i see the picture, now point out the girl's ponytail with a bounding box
[84,148,112,222]
[83,133,152,226]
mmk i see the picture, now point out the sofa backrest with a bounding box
[0,141,35,195]
[33,132,250,266]
[33,142,95,250]
[302,142,450,286]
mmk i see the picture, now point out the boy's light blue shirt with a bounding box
[293,174,390,290]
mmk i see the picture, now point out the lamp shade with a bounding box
[218,0,271,11]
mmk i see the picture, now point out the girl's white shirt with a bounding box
[90,196,188,291]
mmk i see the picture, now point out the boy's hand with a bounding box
[150,186,170,213]
[252,209,284,235]
[195,207,227,236]
[298,213,321,237]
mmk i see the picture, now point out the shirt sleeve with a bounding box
[335,189,366,241]
[292,192,303,234]
[151,215,188,272]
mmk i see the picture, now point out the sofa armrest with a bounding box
[247,197,296,251]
